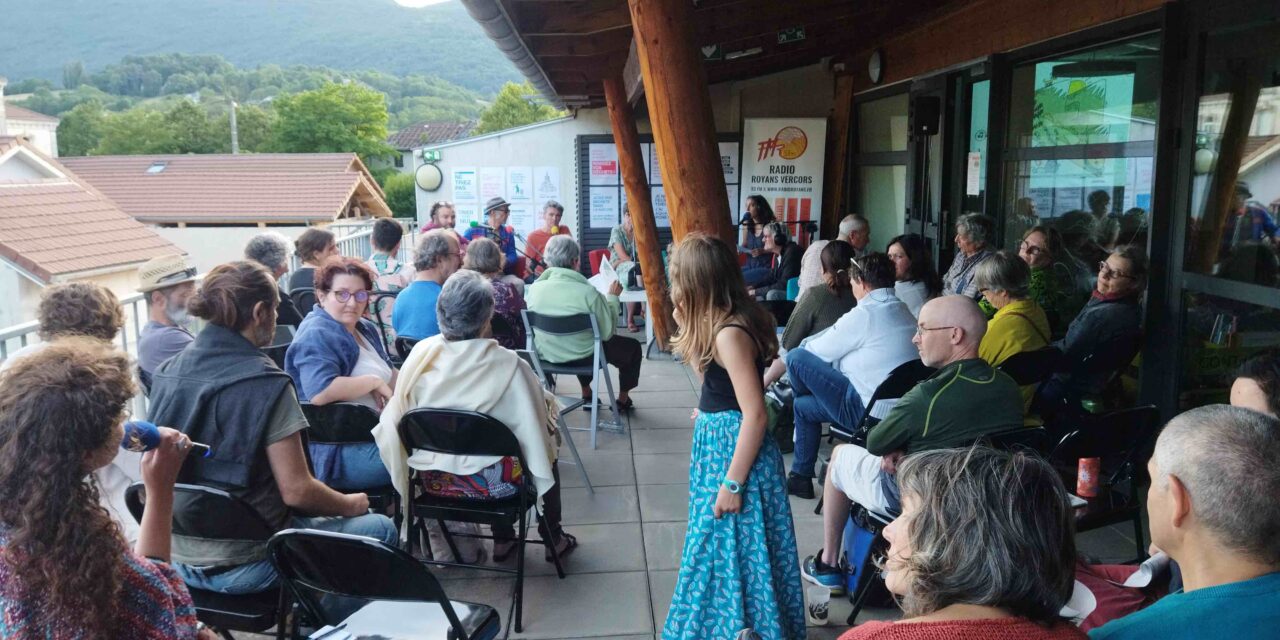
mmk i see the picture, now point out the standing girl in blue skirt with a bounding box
[663,233,805,640]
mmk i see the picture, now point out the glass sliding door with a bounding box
[853,91,910,253]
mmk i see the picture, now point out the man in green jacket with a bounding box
[802,295,1024,593]
[526,235,641,410]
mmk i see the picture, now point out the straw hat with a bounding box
[137,254,198,293]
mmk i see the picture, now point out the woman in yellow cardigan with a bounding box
[974,250,1050,413]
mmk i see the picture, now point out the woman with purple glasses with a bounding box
[286,256,398,490]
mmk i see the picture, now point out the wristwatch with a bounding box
[722,478,743,494]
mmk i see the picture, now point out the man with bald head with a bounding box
[1090,405,1280,639]
[801,295,1024,592]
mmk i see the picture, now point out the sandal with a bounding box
[492,540,519,562]
[616,397,635,412]
[545,531,578,563]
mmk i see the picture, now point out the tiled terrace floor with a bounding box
[252,335,1144,639]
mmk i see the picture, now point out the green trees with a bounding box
[269,82,394,161]
[381,172,417,218]
[472,81,563,135]
[56,101,107,156]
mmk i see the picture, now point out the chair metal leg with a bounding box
[513,508,527,633]
[601,363,621,428]
[438,519,464,562]
[588,374,600,450]
[542,508,566,579]
[558,412,593,493]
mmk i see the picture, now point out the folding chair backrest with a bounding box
[513,349,547,384]
[397,408,524,461]
[300,402,380,445]
[1050,405,1160,484]
[268,529,473,635]
[865,359,934,416]
[522,310,597,338]
[125,483,276,542]
[981,426,1051,455]
[998,347,1062,387]
[394,336,420,360]
[290,288,316,315]
[369,291,399,354]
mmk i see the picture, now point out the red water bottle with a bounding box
[1077,457,1101,498]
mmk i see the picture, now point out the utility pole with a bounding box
[228,98,240,154]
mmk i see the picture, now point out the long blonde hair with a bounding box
[668,233,777,373]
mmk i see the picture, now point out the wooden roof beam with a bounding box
[525,27,633,56]
[510,0,632,36]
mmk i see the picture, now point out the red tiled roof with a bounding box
[1242,135,1278,162]
[386,121,473,150]
[3,104,59,124]
[0,138,182,281]
[60,153,391,223]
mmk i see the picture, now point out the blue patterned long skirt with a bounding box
[663,410,806,640]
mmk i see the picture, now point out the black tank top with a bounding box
[698,324,766,413]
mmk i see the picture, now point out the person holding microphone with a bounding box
[0,338,215,639]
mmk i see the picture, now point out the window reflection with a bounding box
[1002,35,1161,257]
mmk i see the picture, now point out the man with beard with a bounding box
[137,254,200,388]
[148,261,395,595]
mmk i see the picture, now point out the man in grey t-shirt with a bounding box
[137,254,199,382]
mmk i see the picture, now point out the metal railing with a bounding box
[0,223,415,417]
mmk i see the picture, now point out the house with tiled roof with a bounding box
[60,152,392,272]
[371,120,474,173]
[0,134,185,328]
[0,77,60,158]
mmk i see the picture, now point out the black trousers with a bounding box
[493,463,563,540]
[575,334,643,393]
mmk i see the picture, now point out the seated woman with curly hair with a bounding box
[0,339,207,639]
[840,447,1084,640]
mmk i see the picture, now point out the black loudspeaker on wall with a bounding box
[912,96,941,136]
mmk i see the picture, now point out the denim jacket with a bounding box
[285,305,391,401]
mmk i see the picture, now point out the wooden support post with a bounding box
[604,75,675,349]
[821,73,855,239]
[628,0,733,245]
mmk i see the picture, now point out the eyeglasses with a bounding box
[1097,262,1135,280]
[1019,241,1047,257]
[915,325,957,336]
[433,201,454,208]
[330,290,370,303]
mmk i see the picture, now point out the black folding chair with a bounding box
[396,408,566,633]
[1050,404,1161,562]
[760,299,796,328]
[369,291,400,363]
[998,346,1062,388]
[290,287,316,317]
[828,359,935,444]
[980,425,1052,455]
[260,324,294,370]
[299,402,401,527]
[514,348,592,492]
[267,529,500,640]
[124,483,286,640]
[394,336,420,362]
[521,310,621,449]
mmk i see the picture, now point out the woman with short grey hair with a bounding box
[375,269,578,565]
[974,251,1050,409]
[543,234,581,270]
[839,447,1084,640]
[942,213,997,298]
[461,239,526,349]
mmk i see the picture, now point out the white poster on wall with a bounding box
[589,143,619,185]
[651,186,670,228]
[534,166,560,203]
[726,184,740,230]
[649,144,663,185]
[719,141,740,182]
[452,168,478,202]
[454,205,481,231]
[740,118,826,225]
[507,166,533,202]
[479,167,505,201]
[508,203,537,237]
[589,187,620,228]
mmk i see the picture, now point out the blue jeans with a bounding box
[786,348,866,478]
[310,442,393,491]
[174,513,397,594]
[743,267,771,287]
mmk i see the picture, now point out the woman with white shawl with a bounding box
[374,270,576,563]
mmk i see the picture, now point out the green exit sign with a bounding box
[422,149,441,162]
[778,26,806,44]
